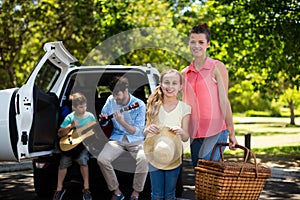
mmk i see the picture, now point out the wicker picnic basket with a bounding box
[195,142,271,200]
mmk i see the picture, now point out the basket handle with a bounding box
[210,142,259,178]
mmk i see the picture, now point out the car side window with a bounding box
[34,61,61,93]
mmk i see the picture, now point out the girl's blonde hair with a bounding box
[146,69,183,126]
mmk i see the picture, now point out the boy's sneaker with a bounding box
[111,193,125,200]
[52,189,66,200]
[82,189,92,200]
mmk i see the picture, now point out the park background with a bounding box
[1,0,299,164]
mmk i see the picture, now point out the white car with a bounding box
[0,41,159,162]
[0,42,182,199]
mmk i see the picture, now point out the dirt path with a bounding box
[236,133,300,148]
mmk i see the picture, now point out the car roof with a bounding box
[70,64,157,72]
[66,64,160,80]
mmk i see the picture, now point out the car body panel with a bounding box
[0,88,19,161]
[0,42,77,161]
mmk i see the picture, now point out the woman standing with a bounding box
[182,22,238,167]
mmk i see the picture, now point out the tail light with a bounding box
[35,162,48,169]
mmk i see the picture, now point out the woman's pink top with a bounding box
[182,57,226,139]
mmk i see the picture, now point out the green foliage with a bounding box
[229,79,271,113]
[0,0,299,125]
[0,0,36,88]
[88,0,191,69]
[198,0,300,124]
[83,27,192,71]
[279,86,300,107]
[280,107,300,118]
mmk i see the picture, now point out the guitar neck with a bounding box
[100,103,139,123]
[106,106,130,119]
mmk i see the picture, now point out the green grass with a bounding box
[184,152,191,158]
[235,131,299,137]
[184,145,300,158]
[224,145,300,157]
[245,110,272,117]
[241,109,300,118]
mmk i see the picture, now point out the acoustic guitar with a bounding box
[59,121,97,153]
[59,103,140,155]
[99,102,139,138]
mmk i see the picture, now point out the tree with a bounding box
[186,0,300,124]
[1,0,185,90]
[0,0,36,88]
[1,0,299,125]
[0,0,100,88]
[84,0,192,71]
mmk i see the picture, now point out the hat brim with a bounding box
[144,126,182,170]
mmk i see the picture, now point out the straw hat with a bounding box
[144,126,182,170]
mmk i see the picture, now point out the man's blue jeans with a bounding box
[190,129,228,167]
[149,164,181,200]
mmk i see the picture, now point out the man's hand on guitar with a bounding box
[98,103,139,136]
[113,111,125,124]
[99,103,139,124]
[99,113,109,124]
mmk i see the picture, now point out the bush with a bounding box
[245,110,271,117]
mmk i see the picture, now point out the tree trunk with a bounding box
[288,100,295,125]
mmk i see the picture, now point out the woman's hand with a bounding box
[228,132,238,150]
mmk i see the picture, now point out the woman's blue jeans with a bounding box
[149,164,181,200]
[190,129,228,167]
